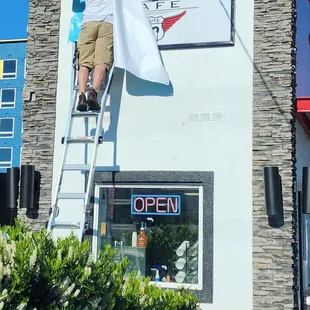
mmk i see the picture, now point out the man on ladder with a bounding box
[47,0,170,241]
[76,0,113,112]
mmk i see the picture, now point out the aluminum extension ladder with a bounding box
[47,57,115,242]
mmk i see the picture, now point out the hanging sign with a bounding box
[143,0,235,49]
[69,0,235,49]
[131,195,181,215]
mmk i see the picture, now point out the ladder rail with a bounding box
[47,46,79,233]
[78,64,115,241]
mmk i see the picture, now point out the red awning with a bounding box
[297,97,310,112]
[297,97,310,136]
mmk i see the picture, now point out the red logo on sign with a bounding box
[150,11,187,41]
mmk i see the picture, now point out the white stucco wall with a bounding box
[52,0,254,308]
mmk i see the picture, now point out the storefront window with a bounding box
[93,184,202,289]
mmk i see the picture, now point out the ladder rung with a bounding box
[58,193,85,199]
[51,221,80,229]
[71,111,99,118]
[61,136,103,144]
[63,164,91,171]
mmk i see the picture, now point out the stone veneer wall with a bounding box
[253,0,298,308]
[19,0,61,230]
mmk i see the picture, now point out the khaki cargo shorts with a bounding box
[77,21,113,71]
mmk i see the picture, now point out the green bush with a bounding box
[0,221,199,310]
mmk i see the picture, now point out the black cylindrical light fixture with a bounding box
[6,167,20,209]
[302,167,310,214]
[0,172,8,225]
[20,165,35,210]
[263,167,284,227]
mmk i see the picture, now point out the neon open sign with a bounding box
[131,195,181,216]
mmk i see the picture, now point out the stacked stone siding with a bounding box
[19,0,61,230]
[253,0,297,308]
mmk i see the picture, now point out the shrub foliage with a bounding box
[0,221,199,310]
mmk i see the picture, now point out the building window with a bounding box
[93,184,203,290]
[0,60,17,79]
[0,118,14,138]
[0,89,16,108]
[0,147,12,168]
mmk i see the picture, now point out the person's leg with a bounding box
[87,21,113,110]
[93,21,113,89]
[92,65,106,92]
[76,22,98,110]
[78,66,90,95]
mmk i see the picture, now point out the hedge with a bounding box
[0,221,199,310]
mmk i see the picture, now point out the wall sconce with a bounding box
[263,166,284,228]
[6,167,19,224]
[20,165,36,218]
[7,167,19,209]
[302,167,310,214]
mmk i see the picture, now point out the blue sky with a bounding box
[0,0,29,40]
[295,0,309,97]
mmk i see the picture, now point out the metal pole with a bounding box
[299,190,305,309]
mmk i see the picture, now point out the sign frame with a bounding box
[131,194,182,216]
[148,0,236,50]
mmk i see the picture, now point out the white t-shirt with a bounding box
[82,0,113,25]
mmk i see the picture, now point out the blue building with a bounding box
[0,0,28,171]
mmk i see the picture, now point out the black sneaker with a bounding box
[87,89,100,111]
[76,93,89,111]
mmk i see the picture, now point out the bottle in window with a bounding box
[137,222,147,247]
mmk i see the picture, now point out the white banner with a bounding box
[114,0,170,85]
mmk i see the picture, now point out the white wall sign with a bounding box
[144,0,235,49]
[69,0,234,49]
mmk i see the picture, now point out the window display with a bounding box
[93,184,202,288]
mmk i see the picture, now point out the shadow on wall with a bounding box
[218,0,288,117]
[126,72,174,97]
[88,68,173,172]
[26,170,41,220]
